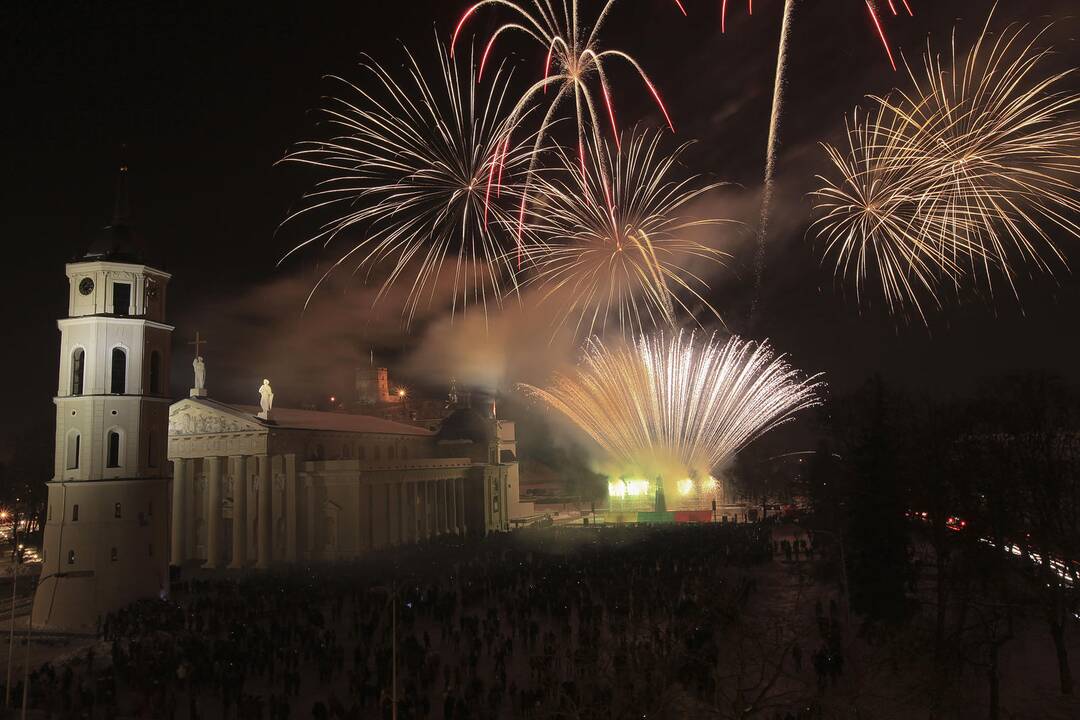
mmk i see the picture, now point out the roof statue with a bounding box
[189,332,209,398]
[193,356,206,392]
[258,379,274,419]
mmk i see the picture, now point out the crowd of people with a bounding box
[16,522,839,719]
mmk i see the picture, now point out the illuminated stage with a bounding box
[600,476,727,524]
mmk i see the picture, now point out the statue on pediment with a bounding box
[258,379,275,419]
[193,356,206,393]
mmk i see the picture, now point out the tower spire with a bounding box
[82,150,142,262]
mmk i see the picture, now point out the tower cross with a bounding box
[188,331,208,358]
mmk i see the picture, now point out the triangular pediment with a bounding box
[168,398,267,437]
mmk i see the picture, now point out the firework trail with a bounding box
[811,15,1080,321]
[749,0,794,320]
[450,0,681,260]
[521,130,731,339]
[738,0,917,319]
[520,331,823,484]
[280,40,534,327]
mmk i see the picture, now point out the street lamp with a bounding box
[1,509,17,709]
[16,571,60,720]
[371,582,399,720]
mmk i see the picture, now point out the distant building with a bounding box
[350,359,467,431]
[355,365,397,406]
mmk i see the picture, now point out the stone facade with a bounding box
[166,400,518,569]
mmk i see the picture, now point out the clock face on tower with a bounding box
[79,277,95,296]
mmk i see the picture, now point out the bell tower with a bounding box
[32,164,173,631]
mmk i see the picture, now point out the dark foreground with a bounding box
[8,522,1078,719]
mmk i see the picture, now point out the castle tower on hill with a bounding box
[32,165,172,631]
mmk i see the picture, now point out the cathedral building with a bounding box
[165,397,523,569]
[32,167,526,632]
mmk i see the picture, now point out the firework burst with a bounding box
[452,0,678,146]
[810,105,976,322]
[451,0,682,258]
[521,130,731,339]
[739,0,919,318]
[520,331,823,485]
[812,16,1080,320]
[280,41,533,327]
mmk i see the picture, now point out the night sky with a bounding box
[3,1,1078,460]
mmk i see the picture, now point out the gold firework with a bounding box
[280,40,532,327]
[812,15,1080,320]
[811,104,980,322]
[451,0,681,259]
[520,331,823,483]
[521,131,731,339]
[452,0,677,150]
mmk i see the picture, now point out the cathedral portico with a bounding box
[166,397,513,569]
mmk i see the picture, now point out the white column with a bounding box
[306,479,316,559]
[388,482,400,547]
[433,481,440,537]
[441,479,450,534]
[285,454,297,563]
[256,454,271,569]
[425,482,434,539]
[457,477,466,535]
[229,455,248,569]
[434,480,443,537]
[448,477,459,534]
[408,483,419,543]
[186,460,198,560]
[205,457,222,568]
[399,484,410,545]
[170,457,188,566]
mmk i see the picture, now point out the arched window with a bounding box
[107,430,121,468]
[110,547,118,562]
[67,550,76,565]
[110,347,127,394]
[402,445,409,460]
[373,445,381,461]
[149,350,162,394]
[66,432,80,470]
[357,445,366,460]
[72,504,79,522]
[388,445,396,460]
[114,503,122,518]
[71,348,85,395]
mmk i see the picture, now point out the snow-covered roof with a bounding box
[196,399,434,437]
